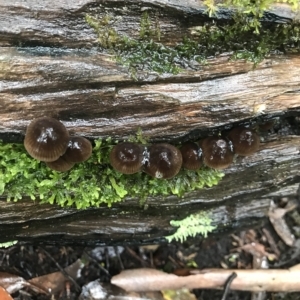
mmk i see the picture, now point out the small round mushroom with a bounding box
[24,117,69,162]
[200,136,234,169]
[144,143,182,179]
[64,137,93,163]
[227,127,260,156]
[110,142,145,174]
[180,141,202,170]
[45,156,75,172]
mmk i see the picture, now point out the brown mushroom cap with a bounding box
[200,136,234,169]
[64,137,92,163]
[180,141,202,170]
[110,142,145,174]
[45,156,75,172]
[144,143,182,179]
[227,127,260,156]
[24,117,69,162]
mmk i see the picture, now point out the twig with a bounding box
[83,250,111,279]
[105,247,110,270]
[221,272,237,300]
[168,255,183,269]
[111,265,300,292]
[125,247,149,267]
[38,247,81,292]
[261,228,280,258]
[114,246,124,270]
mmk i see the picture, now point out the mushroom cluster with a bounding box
[24,117,92,172]
[109,126,260,179]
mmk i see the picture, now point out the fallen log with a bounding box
[0,0,299,244]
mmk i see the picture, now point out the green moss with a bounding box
[0,138,224,209]
[139,11,161,40]
[165,211,216,243]
[85,14,120,48]
[85,3,300,76]
[205,0,298,30]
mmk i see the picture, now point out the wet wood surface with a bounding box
[0,134,299,244]
[0,0,299,244]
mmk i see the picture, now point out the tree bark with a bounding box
[0,0,299,244]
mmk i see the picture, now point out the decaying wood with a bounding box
[111,265,300,292]
[0,0,299,244]
[0,0,297,48]
[1,50,300,140]
[0,135,299,244]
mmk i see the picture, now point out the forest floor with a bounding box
[1,207,300,300]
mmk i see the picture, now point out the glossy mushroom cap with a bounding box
[45,156,75,172]
[24,117,69,162]
[64,137,92,163]
[110,142,145,174]
[200,136,234,169]
[144,143,182,179]
[180,141,202,170]
[227,127,260,156]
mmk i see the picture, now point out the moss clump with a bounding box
[86,4,300,76]
[205,0,299,30]
[165,211,216,243]
[182,17,300,65]
[85,12,181,75]
[0,138,224,209]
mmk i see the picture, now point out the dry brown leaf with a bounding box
[240,243,277,260]
[29,259,83,294]
[0,272,31,294]
[268,201,296,246]
[0,286,13,300]
[0,272,46,295]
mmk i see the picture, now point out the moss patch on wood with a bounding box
[85,3,300,75]
[0,137,224,209]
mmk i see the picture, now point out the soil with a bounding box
[1,217,300,300]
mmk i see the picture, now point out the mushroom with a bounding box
[180,141,202,170]
[64,137,93,163]
[24,117,69,162]
[45,156,75,172]
[144,143,182,179]
[227,127,260,156]
[200,136,234,169]
[110,142,145,174]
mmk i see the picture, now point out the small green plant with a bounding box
[165,211,217,243]
[0,240,18,248]
[0,138,224,209]
[204,0,218,17]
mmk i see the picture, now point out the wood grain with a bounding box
[0,0,299,244]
